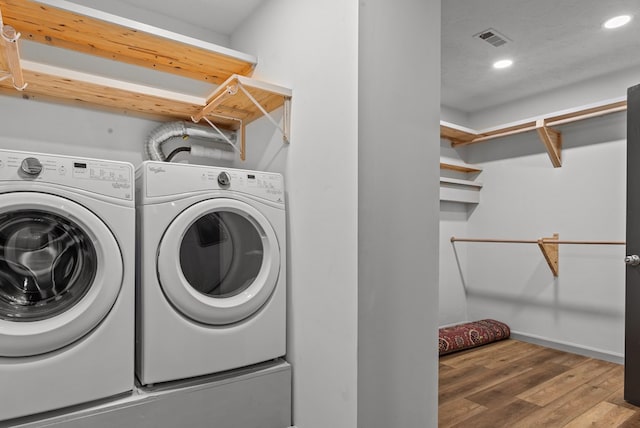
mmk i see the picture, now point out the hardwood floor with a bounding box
[439,339,640,427]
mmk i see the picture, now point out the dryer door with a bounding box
[157,198,280,325]
[0,193,123,357]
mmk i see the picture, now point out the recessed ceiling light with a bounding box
[493,59,513,69]
[603,15,632,29]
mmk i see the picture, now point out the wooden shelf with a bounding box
[0,0,293,160]
[440,160,482,173]
[0,0,256,84]
[439,158,482,204]
[440,121,476,145]
[440,98,627,168]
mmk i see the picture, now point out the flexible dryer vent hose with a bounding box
[145,121,236,162]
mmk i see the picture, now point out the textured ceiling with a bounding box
[442,0,640,113]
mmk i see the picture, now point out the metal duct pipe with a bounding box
[145,121,236,162]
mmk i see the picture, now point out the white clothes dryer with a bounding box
[0,149,135,422]
[135,161,286,385]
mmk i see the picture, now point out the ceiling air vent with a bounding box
[473,28,511,47]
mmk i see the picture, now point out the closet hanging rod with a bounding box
[450,237,626,245]
[450,234,625,277]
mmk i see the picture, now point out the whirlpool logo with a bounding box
[149,166,166,174]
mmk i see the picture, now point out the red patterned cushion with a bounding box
[439,319,510,356]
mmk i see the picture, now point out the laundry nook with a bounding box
[0,0,638,427]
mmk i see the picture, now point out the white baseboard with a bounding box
[511,330,624,365]
[438,320,470,329]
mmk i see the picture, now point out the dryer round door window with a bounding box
[157,198,280,325]
[0,193,123,357]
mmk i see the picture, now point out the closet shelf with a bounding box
[439,177,483,188]
[439,159,482,204]
[0,0,256,83]
[440,98,627,168]
[439,160,482,173]
[440,121,476,145]
[0,0,293,161]
[440,187,480,204]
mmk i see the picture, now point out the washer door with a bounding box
[157,198,280,325]
[0,193,123,357]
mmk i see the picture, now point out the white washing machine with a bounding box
[0,149,135,422]
[135,161,286,385]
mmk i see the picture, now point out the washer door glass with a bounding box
[0,193,123,357]
[0,210,97,321]
[158,198,280,325]
[180,211,263,299]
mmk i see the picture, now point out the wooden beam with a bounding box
[538,233,560,277]
[536,119,562,168]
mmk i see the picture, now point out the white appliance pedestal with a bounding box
[10,360,291,428]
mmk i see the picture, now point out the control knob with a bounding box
[218,171,231,187]
[20,157,43,177]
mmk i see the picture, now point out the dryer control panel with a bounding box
[140,161,284,205]
[0,149,134,201]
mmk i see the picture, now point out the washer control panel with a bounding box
[0,149,134,201]
[142,161,284,204]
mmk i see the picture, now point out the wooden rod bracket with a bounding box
[536,119,562,168]
[0,14,26,91]
[451,234,626,278]
[192,81,239,123]
[538,233,560,277]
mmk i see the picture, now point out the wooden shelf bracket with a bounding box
[192,75,292,161]
[538,233,560,277]
[200,116,242,156]
[238,83,291,144]
[536,119,562,168]
[0,6,25,90]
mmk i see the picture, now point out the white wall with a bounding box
[462,113,626,360]
[358,0,440,427]
[66,0,229,45]
[232,2,359,427]
[439,201,469,326]
[439,142,471,327]
[441,105,469,127]
[469,66,640,130]
[0,96,154,164]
